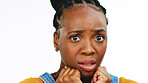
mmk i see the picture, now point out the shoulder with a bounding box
[119,77,137,83]
[109,74,137,83]
[109,74,119,83]
[20,72,56,83]
[19,77,44,83]
[39,72,56,83]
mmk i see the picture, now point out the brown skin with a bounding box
[52,5,112,83]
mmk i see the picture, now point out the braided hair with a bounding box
[50,0,108,36]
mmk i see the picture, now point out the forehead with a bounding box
[61,5,107,32]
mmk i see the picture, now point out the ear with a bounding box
[54,32,59,51]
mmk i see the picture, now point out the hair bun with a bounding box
[50,0,63,11]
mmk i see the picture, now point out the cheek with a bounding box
[101,43,107,56]
[96,41,107,59]
[58,40,78,64]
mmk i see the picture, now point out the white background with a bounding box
[0,0,148,83]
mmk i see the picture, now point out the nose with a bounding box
[81,41,95,56]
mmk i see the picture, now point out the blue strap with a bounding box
[109,74,118,83]
[39,72,118,83]
[39,72,56,83]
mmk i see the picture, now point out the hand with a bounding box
[56,66,82,83]
[91,66,112,83]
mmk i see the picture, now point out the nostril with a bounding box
[81,52,95,56]
[90,52,95,55]
[82,53,85,55]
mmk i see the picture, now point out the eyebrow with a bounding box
[94,29,106,33]
[67,30,84,34]
[67,29,106,34]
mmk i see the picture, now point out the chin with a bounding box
[80,70,95,78]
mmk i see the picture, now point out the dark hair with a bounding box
[50,0,108,32]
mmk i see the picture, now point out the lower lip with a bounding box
[78,64,96,72]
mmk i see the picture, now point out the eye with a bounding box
[70,36,80,42]
[95,35,104,42]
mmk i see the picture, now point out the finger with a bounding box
[58,68,66,78]
[97,67,106,81]
[91,73,100,83]
[99,67,112,82]
[91,78,94,83]
[92,66,100,83]
[65,68,75,77]
[71,69,81,79]
[108,75,112,83]
[92,66,108,82]
[101,66,112,82]
[62,67,71,77]
[93,66,102,82]
[62,67,75,82]
[96,66,106,75]
[67,69,75,76]
[101,67,112,82]
[102,66,108,73]
[99,67,108,77]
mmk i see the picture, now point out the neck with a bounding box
[51,61,93,82]
[51,61,65,80]
[81,76,93,83]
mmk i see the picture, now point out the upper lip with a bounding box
[78,59,96,64]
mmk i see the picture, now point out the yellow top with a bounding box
[20,77,137,83]
[20,78,44,83]
[119,77,137,83]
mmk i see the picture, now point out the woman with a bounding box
[20,0,137,83]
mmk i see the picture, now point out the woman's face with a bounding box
[54,6,107,77]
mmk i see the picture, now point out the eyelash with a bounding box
[94,35,105,43]
[69,35,105,43]
[69,35,81,42]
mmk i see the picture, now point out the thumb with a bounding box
[92,66,101,82]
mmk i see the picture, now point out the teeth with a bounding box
[83,63,93,66]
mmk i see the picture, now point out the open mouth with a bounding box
[81,63,95,66]
[78,60,96,72]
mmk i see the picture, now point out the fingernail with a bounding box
[64,66,67,69]
[102,66,106,68]
[97,66,101,69]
